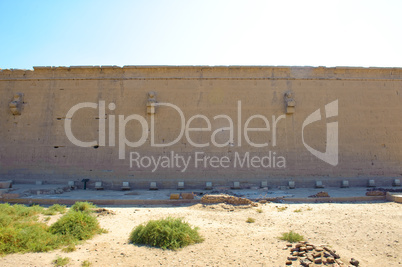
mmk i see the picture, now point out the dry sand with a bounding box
[0,202,401,267]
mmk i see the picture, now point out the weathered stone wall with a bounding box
[1,66,401,189]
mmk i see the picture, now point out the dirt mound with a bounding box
[95,208,116,216]
[191,203,255,211]
[308,191,330,198]
[365,190,386,196]
[201,194,257,206]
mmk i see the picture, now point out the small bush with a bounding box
[246,217,255,223]
[70,202,97,213]
[0,222,63,254]
[0,202,104,255]
[276,206,288,212]
[43,210,57,216]
[43,204,67,215]
[82,260,92,267]
[293,208,302,213]
[279,230,304,243]
[129,217,203,250]
[0,203,43,219]
[256,208,263,213]
[53,256,70,266]
[49,211,102,240]
[61,244,76,252]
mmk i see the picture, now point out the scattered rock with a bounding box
[300,258,312,266]
[312,252,322,258]
[309,191,330,198]
[284,242,357,266]
[367,187,402,193]
[366,191,385,196]
[95,208,116,216]
[314,258,322,264]
[350,258,360,266]
[201,194,257,206]
[181,192,195,199]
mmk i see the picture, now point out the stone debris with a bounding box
[349,258,360,266]
[181,192,195,199]
[283,241,352,266]
[95,208,116,216]
[367,187,402,193]
[201,194,258,206]
[365,190,386,196]
[308,191,330,198]
[170,193,180,200]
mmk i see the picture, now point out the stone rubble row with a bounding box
[283,241,359,267]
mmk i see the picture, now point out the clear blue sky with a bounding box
[1,0,401,69]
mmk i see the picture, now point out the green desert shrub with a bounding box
[279,230,304,243]
[43,204,67,215]
[246,217,255,223]
[129,217,203,250]
[49,210,102,240]
[53,256,70,266]
[0,202,104,255]
[61,244,76,252]
[81,260,92,267]
[70,201,97,213]
[0,203,63,255]
[0,222,63,254]
[0,203,43,220]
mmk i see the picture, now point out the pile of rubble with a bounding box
[366,187,402,196]
[201,194,257,206]
[365,190,386,196]
[308,191,330,198]
[283,241,359,266]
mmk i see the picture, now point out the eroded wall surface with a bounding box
[1,66,401,188]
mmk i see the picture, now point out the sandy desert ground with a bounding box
[0,201,401,267]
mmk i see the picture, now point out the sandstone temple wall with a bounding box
[1,66,401,189]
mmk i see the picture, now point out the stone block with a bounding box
[288,181,295,189]
[2,193,19,199]
[261,181,268,188]
[95,182,103,190]
[35,181,43,185]
[393,179,401,187]
[177,181,184,190]
[232,182,240,189]
[0,189,10,196]
[341,180,349,188]
[0,180,12,189]
[121,182,130,190]
[205,182,213,190]
[181,192,194,199]
[170,193,180,200]
[150,182,158,190]
[367,179,375,187]
[315,180,324,188]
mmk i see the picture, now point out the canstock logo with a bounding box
[302,100,338,166]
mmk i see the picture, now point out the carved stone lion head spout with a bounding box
[9,93,24,115]
[147,91,157,114]
[284,91,295,114]
[147,91,156,102]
